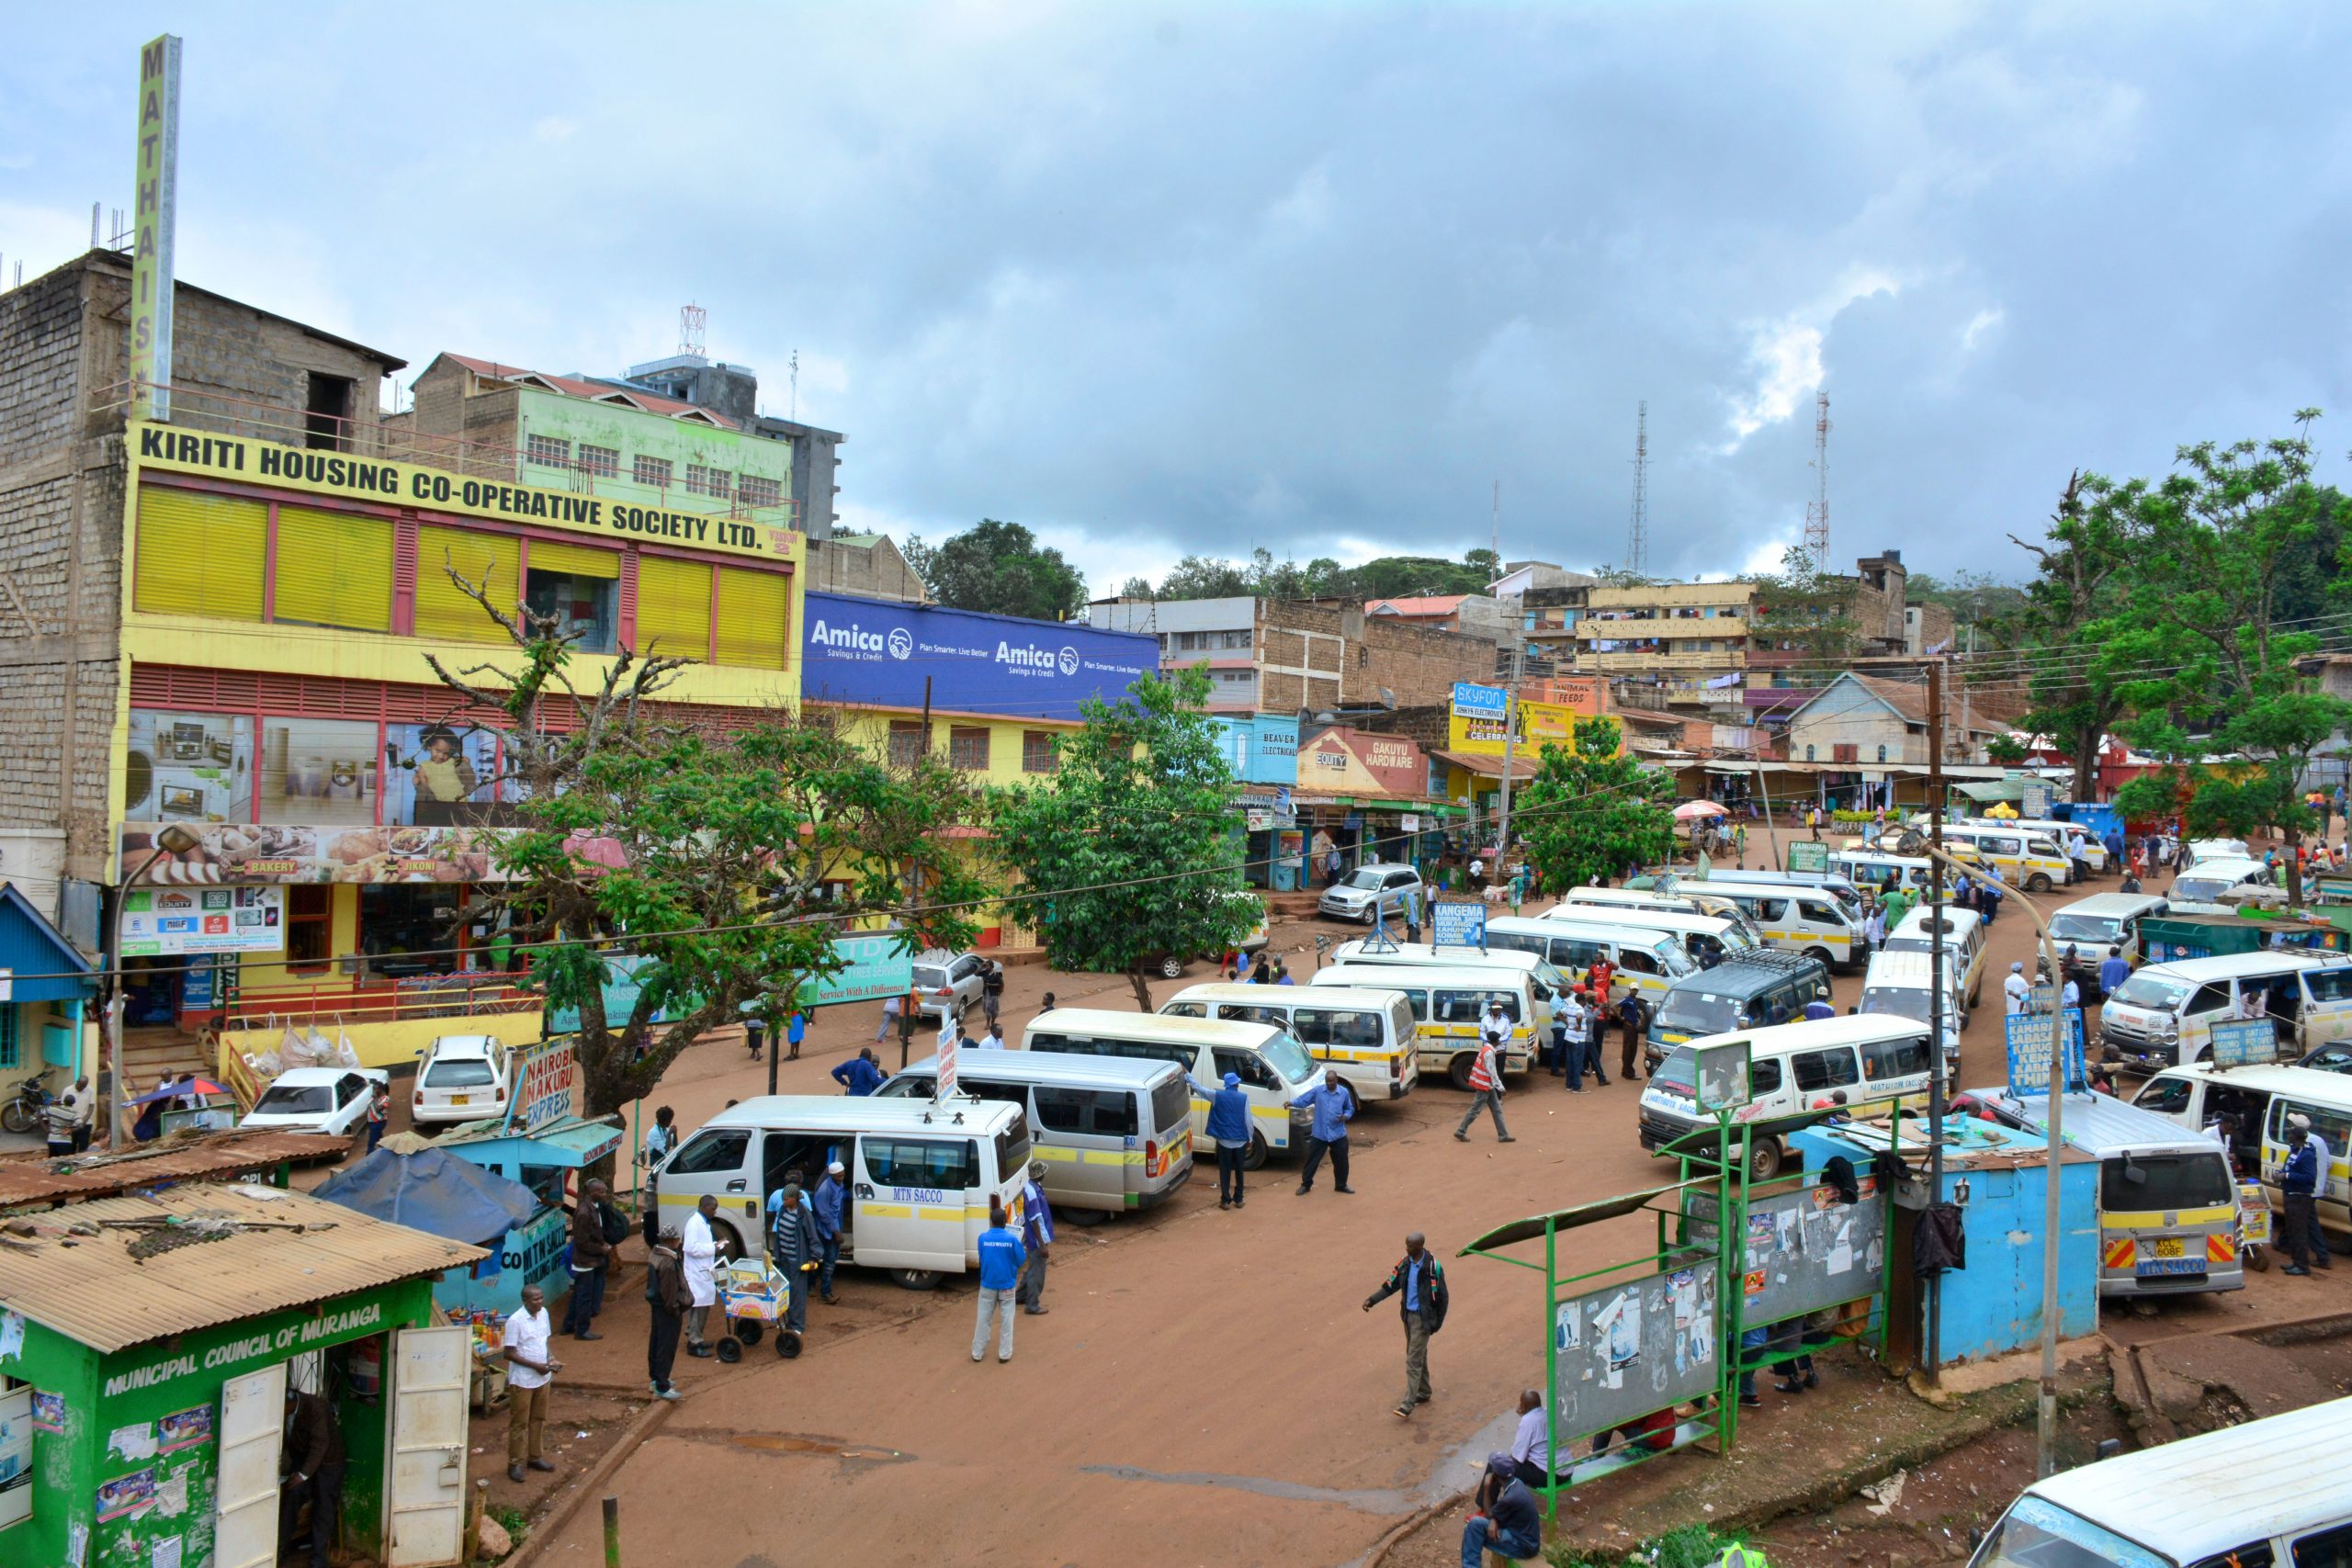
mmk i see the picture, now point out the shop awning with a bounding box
[433,1113,627,1170]
[1431,749,1538,781]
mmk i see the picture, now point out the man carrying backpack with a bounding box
[645,1227,686,1401]
[1363,1231,1449,1419]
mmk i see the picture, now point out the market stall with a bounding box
[0,1184,482,1568]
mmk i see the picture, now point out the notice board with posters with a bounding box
[1548,1262,1718,1441]
[1686,1175,1886,1326]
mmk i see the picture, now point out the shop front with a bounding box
[1212,716,1302,888]
[1295,728,1435,875]
[0,1184,483,1568]
[0,883,98,1095]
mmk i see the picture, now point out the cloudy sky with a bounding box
[8,4,2351,592]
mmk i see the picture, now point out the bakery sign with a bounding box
[119,821,521,886]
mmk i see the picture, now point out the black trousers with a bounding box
[648,1304,684,1391]
[1216,1142,1247,1201]
[278,1461,343,1568]
[1299,1135,1349,1190]
[2286,1192,2318,1269]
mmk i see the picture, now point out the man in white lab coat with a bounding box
[682,1194,721,1357]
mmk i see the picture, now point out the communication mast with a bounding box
[1626,400,1650,575]
[1804,390,1831,566]
[678,303,707,358]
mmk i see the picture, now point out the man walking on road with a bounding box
[645,1226,686,1400]
[564,1179,613,1340]
[1291,1068,1357,1194]
[982,960,1005,1029]
[1363,1231,1448,1419]
[682,1194,720,1357]
[972,1196,1026,1362]
[1193,1070,1252,1207]
[1455,1008,1513,1143]
[811,1160,847,1303]
[502,1284,560,1482]
[1017,1159,1054,1314]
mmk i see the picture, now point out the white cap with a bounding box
[827,1159,845,1174]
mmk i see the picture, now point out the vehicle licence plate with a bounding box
[2148,1236,2185,1259]
[452,1096,470,1107]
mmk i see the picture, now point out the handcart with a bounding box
[714,1258,801,1360]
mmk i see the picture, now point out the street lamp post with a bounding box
[108,824,201,1150]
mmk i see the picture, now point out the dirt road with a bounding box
[527,832,2348,1566]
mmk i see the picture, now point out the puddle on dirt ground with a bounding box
[724,1432,912,1464]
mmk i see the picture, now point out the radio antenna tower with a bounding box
[1626,400,1650,575]
[1804,390,1831,567]
[679,303,707,358]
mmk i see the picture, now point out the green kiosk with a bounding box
[0,1184,482,1568]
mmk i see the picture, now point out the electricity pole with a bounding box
[1927,660,1948,1385]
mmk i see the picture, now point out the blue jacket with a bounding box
[976,1224,1026,1290]
[2283,1142,2320,1196]
[832,1056,884,1096]
[1290,1083,1354,1143]
[2098,957,2132,994]
[1021,1179,1054,1249]
[811,1175,844,1241]
[1190,1076,1252,1144]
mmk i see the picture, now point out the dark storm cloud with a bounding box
[8,4,2351,589]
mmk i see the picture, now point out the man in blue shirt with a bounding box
[1291,1069,1356,1195]
[831,1048,884,1097]
[1016,1160,1054,1315]
[2098,946,2132,1001]
[786,1010,808,1061]
[810,1159,846,1304]
[1190,1070,1254,1208]
[2281,1123,2321,1275]
[971,1196,1026,1362]
[1460,1451,1541,1565]
[766,1184,818,1338]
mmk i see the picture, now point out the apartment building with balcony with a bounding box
[0,250,807,1088]
[1085,594,1497,717]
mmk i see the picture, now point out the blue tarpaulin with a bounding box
[312,1145,541,1247]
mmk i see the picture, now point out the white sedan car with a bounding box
[239,1067,387,1137]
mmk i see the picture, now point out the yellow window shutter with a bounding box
[713,566,790,669]
[415,525,517,644]
[525,538,620,580]
[133,486,265,620]
[635,555,712,659]
[272,504,394,632]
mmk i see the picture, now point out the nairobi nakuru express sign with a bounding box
[130,421,797,562]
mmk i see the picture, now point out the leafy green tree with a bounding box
[2098,413,2352,904]
[1513,717,1679,893]
[1135,546,1495,603]
[2007,472,2146,802]
[1154,554,1253,599]
[903,518,1088,621]
[986,668,1256,1010]
[425,571,985,1118]
[1749,546,1863,680]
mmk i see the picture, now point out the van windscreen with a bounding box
[2048,912,2123,945]
[2101,1153,2231,1212]
[1658,987,1742,1036]
[2108,972,2193,1010]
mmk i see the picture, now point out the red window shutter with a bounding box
[1833,743,1859,763]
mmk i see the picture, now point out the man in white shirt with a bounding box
[978,1022,1006,1050]
[682,1195,721,1356]
[501,1284,561,1482]
[2003,962,2031,1017]
[1555,991,1590,1093]
[1507,1388,1557,1491]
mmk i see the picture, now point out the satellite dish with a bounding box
[1377,688,1396,710]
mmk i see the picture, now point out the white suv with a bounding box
[1319,863,1424,926]
[411,1034,513,1128]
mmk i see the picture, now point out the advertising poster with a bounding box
[156,1405,212,1454]
[0,1386,29,1530]
[118,886,282,959]
[382,723,504,827]
[96,1467,155,1522]
[799,591,1154,719]
[120,822,513,886]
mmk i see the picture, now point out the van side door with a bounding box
[2301,967,2352,1049]
[1790,1046,1861,1111]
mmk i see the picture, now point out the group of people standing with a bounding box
[1542,961,1655,1091]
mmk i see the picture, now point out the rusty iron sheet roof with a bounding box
[0,1131,352,1208]
[0,1184,484,1352]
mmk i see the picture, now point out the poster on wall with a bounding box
[118,886,283,958]
[382,723,506,828]
[125,709,253,823]
[156,1405,212,1453]
[0,1386,30,1530]
[95,1466,155,1521]
[120,822,515,886]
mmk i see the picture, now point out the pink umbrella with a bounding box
[1672,800,1727,821]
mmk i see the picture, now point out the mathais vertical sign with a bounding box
[131,34,182,421]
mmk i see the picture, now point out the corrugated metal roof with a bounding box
[0,881,96,1002]
[0,1131,350,1207]
[0,1184,484,1352]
